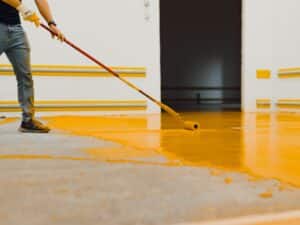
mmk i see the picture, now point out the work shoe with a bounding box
[18,119,50,133]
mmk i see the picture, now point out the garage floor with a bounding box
[0,112,299,225]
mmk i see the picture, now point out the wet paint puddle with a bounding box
[38,112,300,188]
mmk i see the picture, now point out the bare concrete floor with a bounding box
[0,119,300,225]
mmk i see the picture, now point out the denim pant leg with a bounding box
[0,23,8,62]
[5,24,34,121]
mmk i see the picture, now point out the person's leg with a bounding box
[0,23,8,53]
[0,23,10,119]
[5,24,49,133]
[5,24,34,122]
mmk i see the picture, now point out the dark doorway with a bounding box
[160,0,242,111]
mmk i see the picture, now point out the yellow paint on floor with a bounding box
[0,154,91,161]
[253,218,300,225]
[0,154,173,166]
[86,147,160,161]
[259,188,273,199]
[194,211,300,225]
[44,112,300,187]
[0,118,17,126]
[210,169,224,176]
[224,177,233,184]
[277,183,292,192]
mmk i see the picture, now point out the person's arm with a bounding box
[2,0,40,26]
[34,0,53,24]
[1,0,64,40]
[35,0,64,40]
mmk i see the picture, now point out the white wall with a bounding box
[0,0,161,113]
[4,0,300,114]
[272,0,300,105]
[242,0,300,112]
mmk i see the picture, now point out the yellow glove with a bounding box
[17,4,40,27]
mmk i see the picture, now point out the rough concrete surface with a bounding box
[0,121,300,225]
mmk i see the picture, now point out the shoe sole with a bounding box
[18,127,50,133]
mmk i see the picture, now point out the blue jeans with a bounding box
[0,22,34,121]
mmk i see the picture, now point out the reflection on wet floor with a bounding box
[243,113,300,187]
[41,112,300,187]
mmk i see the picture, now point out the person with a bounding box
[0,0,64,133]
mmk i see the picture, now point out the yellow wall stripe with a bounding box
[0,100,147,112]
[278,67,300,72]
[0,64,146,78]
[278,74,300,78]
[277,99,300,104]
[0,107,147,112]
[278,68,300,78]
[0,100,146,105]
[256,99,271,109]
[256,69,271,79]
[277,99,300,109]
[256,99,271,104]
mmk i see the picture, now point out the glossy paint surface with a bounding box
[42,112,300,187]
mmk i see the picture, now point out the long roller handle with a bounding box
[40,24,183,122]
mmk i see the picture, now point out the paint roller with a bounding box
[40,24,199,131]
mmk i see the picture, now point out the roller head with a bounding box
[183,121,200,131]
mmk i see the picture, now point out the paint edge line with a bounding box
[174,210,300,225]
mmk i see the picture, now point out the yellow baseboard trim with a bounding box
[256,99,271,109]
[278,68,300,78]
[0,100,147,112]
[279,67,300,72]
[277,99,300,104]
[278,73,300,78]
[277,99,300,109]
[277,105,300,109]
[0,107,147,112]
[0,64,146,78]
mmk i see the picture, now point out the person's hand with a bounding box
[17,4,40,27]
[24,12,40,27]
[49,24,65,42]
